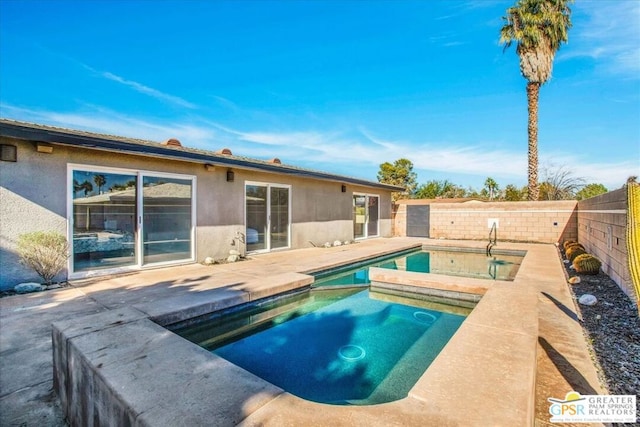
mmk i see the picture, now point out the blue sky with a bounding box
[1,0,638,191]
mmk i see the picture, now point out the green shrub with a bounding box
[17,231,69,284]
[573,254,602,275]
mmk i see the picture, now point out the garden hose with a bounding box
[627,181,640,315]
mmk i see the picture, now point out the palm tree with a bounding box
[484,177,499,201]
[80,180,93,196]
[500,0,572,201]
[93,174,107,195]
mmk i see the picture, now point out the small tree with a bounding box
[415,180,453,199]
[538,164,585,200]
[504,184,526,201]
[576,183,608,201]
[377,158,418,202]
[17,231,69,284]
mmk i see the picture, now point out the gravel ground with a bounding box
[562,254,639,426]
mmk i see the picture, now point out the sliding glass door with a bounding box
[353,194,379,239]
[245,182,290,253]
[141,175,193,264]
[72,170,137,272]
[270,186,290,250]
[367,195,379,237]
[246,184,268,251]
[70,166,195,275]
[353,195,366,239]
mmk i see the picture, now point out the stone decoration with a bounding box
[578,294,597,306]
[14,282,45,294]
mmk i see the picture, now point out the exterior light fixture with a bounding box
[226,170,235,182]
[36,143,54,153]
[341,184,346,193]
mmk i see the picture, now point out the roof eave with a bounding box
[0,120,404,192]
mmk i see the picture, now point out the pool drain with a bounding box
[338,345,366,361]
[413,311,436,324]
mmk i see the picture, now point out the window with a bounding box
[69,165,195,276]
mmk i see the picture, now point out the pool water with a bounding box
[173,288,465,405]
[314,247,524,286]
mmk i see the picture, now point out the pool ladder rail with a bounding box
[486,222,497,256]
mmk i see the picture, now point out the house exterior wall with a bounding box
[1,138,69,286]
[577,188,632,298]
[393,200,578,244]
[0,137,394,289]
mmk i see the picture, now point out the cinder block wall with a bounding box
[394,200,578,244]
[577,188,632,298]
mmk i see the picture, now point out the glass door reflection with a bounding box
[72,170,137,272]
[141,175,193,265]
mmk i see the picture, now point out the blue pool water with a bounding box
[206,289,465,405]
[313,247,523,286]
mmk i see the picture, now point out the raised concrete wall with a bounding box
[394,200,578,244]
[0,137,394,290]
[577,188,633,298]
[52,259,538,427]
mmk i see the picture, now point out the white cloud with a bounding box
[75,60,197,109]
[27,49,197,109]
[100,72,197,109]
[537,153,639,190]
[212,124,527,179]
[0,104,213,146]
[1,104,635,189]
[565,0,640,78]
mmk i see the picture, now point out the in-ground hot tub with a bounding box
[170,286,468,405]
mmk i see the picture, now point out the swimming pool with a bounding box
[172,287,466,405]
[313,246,525,286]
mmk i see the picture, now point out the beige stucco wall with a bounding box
[0,137,394,289]
[577,188,632,299]
[394,200,578,244]
[1,139,68,286]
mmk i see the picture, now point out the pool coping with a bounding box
[52,242,540,426]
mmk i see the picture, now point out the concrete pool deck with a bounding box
[0,238,605,426]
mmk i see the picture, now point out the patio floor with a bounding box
[0,237,605,426]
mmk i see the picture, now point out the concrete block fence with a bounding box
[393,194,634,300]
[577,188,633,299]
[393,200,577,244]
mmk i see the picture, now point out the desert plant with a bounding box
[16,231,69,284]
[573,254,601,275]
[566,242,585,251]
[563,240,578,251]
[566,246,587,262]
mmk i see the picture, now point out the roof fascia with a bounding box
[0,121,404,192]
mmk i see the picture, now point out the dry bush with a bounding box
[17,231,69,284]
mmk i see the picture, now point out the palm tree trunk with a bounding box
[527,82,540,201]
